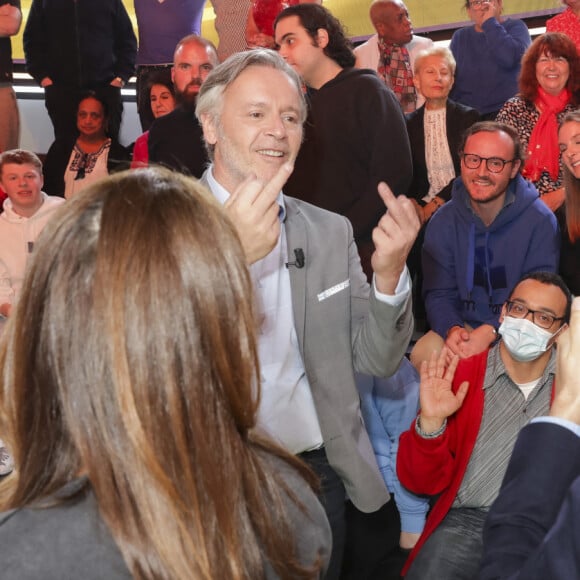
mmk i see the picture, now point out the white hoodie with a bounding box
[0,193,64,307]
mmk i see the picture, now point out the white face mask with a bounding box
[499,316,564,362]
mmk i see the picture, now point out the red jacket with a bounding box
[397,350,488,574]
[397,349,555,575]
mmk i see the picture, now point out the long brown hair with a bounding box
[560,110,580,243]
[0,167,321,579]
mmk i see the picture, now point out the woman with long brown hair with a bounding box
[557,109,580,296]
[0,167,330,579]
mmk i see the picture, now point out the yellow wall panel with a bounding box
[14,0,563,62]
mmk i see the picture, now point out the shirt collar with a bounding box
[484,342,557,390]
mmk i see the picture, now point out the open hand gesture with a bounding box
[419,348,469,433]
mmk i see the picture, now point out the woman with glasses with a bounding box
[497,33,580,211]
[43,91,130,199]
[556,110,580,295]
[0,167,331,579]
[449,0,530,119]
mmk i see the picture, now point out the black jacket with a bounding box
[405,99,480,203]
[148,106,209,178]
[24,0,136,87]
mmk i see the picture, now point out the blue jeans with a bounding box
[405,508,487,580]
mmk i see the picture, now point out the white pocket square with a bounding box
[317,279,350,302]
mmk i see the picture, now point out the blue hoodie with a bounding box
[422,175,559,338]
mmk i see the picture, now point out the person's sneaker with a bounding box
[0,444,14,476]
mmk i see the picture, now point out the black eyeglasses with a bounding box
[506,301,566,330]
[461,153,515,173]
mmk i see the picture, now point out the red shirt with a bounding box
[252,0,298,37]
[546,8,580,53]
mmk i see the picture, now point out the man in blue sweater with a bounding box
[411,121,559,369]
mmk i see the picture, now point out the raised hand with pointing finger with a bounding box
[371,181,420,295]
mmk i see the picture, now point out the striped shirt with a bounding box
[453,344,556,508]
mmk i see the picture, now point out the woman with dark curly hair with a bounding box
[131,73,176,168]
[43,91,130,199]
[496,32,580,210]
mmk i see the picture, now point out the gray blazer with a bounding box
[202,170,413,512]
[284,196,413,512]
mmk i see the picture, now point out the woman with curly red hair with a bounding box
[497,32,580,211]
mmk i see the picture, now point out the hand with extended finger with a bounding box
[418,348,469,434]
[224,162,293,264]
[372,182,420,295]
[481,0,500,23]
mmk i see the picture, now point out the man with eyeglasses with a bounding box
[398,270,572,579]
[410,121,559,370]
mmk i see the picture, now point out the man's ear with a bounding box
[510,159,522,179]
[171,66,175,84]
[316,28,329,49]
[200,112,218,146]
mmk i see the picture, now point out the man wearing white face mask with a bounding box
[397,270,571,579]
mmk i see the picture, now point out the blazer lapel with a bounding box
[284,196,308,351]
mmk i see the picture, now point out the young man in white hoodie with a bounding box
[0,149,64,320]
[0,149,63,475]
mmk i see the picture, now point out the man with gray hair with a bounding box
[148,35,218,177]
[195,49,420,578]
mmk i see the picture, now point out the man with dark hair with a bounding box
[354,0,433,112]
[148,35,218,177]
[274,3,412,280]
[399,271,571,579]
[481,294,580,580]
[411,121,560,369]
[23,0,137,142]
